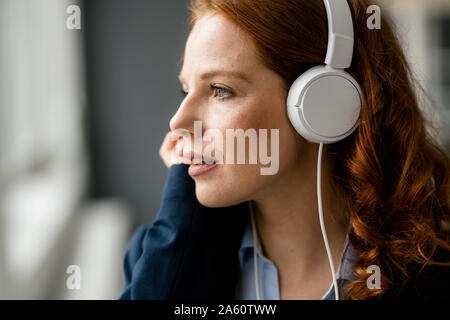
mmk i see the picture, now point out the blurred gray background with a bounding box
[0,0,191,299]
[84,0,190,226]
[0,0,448,299]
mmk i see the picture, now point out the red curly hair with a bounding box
[188,0,450,299]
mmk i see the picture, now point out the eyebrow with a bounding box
[178,69,251,84]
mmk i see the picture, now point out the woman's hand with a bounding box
[159,131,191,168]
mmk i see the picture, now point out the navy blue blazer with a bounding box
[119,164,450,300]
[119,164,248,299]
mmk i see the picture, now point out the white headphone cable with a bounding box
[249,200,261,300]
[317,142,339,300]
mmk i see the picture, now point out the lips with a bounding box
[188,162,218,177]
[183,150,219,177]
[183,150,217,165]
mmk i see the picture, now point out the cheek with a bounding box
[237,96,300,173]
[193,93,300,207]
[207,102,284,140]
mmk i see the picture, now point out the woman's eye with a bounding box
[179,86,233,100]
[211,85,233,100]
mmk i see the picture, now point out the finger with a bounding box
[168,131,183,142]
[175,138,185,156]
[162,132,179,152]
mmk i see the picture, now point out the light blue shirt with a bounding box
[234,212,358,300]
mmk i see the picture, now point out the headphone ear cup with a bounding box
[287,66,362,144]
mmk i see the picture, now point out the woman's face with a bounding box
[171,13,307,207]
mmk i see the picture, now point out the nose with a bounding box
[169,94,200,133]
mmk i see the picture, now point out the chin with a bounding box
[194,180,247,208]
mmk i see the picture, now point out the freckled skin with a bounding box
[170,13,311,208]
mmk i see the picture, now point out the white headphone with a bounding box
[251,0,361,301]
[287,0,361,144]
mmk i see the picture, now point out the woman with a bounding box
[120,0,450,300]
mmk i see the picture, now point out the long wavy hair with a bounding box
[188,0,450,299]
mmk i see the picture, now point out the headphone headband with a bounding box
[323,0,354,69]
